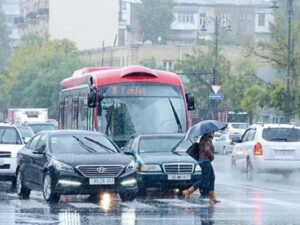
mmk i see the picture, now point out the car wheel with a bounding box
[16,169,31,199]
[246,160,253,181]
[43,172,60,203]
[119,192,136,202]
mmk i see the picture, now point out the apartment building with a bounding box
[171,0,274,45]
[0,0,20,47]
[15,0,119,50]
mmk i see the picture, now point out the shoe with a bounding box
[182,186,195,201]
[209,191,220,204]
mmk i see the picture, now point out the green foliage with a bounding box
[136,0,174,44]
[140,57,157,69]
[0,35,85,117]
[176,46,231,119]
[0,9,11,72]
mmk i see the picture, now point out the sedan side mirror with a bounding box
[33,147,45,155]
[121,147,134,155]
[232,137,242,143]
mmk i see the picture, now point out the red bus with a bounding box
[59,65,194,146]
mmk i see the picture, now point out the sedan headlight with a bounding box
[195,165,201,173]
[140,164,161,172]
[126,160,137,170]
[52,159,74,173]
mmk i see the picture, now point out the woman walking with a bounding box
[183,131,220,204]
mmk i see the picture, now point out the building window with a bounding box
[258,14,265,26]
[220,13,230,27]
[240,14,245,21]
[199,13,206,26]
[248,14,253,21]
[177,13,194,24]
[163,61,174,71]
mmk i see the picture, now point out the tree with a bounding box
[0,9,11,72]
[0,35,85,117]
[248,2,300,118]
[176,46,231,119]
[136,0,174,44]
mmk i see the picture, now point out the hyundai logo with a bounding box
[97,167,107,173]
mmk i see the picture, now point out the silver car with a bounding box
[214,133,242,154]
[231,124,300,180]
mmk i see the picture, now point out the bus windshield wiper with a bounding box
[105,102,115,135]
[168,98,183,133]
[84,137,116,153]
[72,136,97,153]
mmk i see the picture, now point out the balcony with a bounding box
[14,16,24,25]
[37,8,49,17]
[26,12,37,20]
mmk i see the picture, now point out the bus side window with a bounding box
[59,102,64,129]
[72,99,79,129]
[78,98,88,130]
[64,98,72,129]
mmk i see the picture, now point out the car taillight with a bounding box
[254,142,263,155]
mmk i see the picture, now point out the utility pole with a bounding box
[213,16,219,120]
[285,0,293,123]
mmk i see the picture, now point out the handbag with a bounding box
[186,142,199,161]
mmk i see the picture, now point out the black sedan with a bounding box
[16,130,137,203]
[122,134,202,194]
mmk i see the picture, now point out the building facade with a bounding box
[15,0,119,50]
[170,0,274,45]
[0,0,20,47]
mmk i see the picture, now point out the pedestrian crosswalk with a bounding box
[7,194,300,211]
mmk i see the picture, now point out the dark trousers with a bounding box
[193,159,215,192]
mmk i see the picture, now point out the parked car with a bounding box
[16,126,34,143]
[25,122,56,134]
[0,123,24,187]
[231,124,300,180]
[226,123,249,135]
[214,133,242,154]
[16,130,137,203]
[122,134,202,194]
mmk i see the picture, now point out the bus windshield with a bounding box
[97,83,186,145]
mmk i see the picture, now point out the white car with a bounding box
[214,133,242,154]
[0,123,24,186]
[231,124,300,180]
[226,122,249,135]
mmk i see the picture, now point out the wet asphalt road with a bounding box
[1,155,300,225]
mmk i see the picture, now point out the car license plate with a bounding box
[274,150,294,156]
[89,178,115,185]
[168,174,191,180]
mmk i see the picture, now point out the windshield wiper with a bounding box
[84,137,116,153]
[72,136,97,153]
[105,102,115,136]
[168,98,183,133]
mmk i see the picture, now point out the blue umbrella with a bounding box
[185,120,227,140]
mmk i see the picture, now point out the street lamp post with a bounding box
[201,16,231,120]
[286,0,293,123]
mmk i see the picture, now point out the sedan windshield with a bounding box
[28,124,56,134]
[18,127,34,138]
[0,127,22,144]
[139,136,185,153]
[50,134,118,154]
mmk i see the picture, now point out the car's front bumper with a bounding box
[52,169,138,195]
[138,172,201,190]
